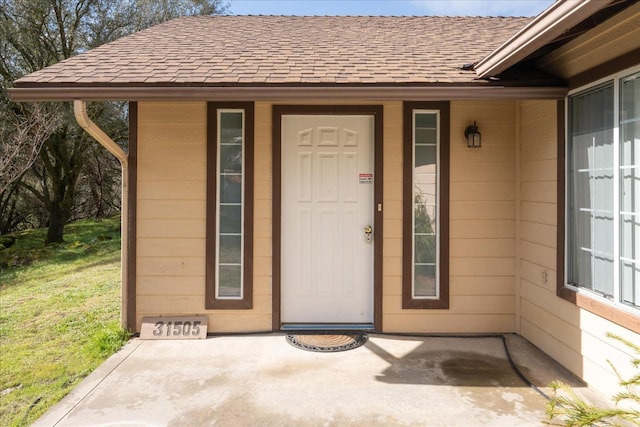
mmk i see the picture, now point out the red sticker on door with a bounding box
[359,173,373,184]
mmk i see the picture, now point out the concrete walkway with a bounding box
[33,334,586,426]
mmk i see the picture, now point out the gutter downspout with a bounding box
[73,100,130,329]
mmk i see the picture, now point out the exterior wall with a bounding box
[517,100,639,397]
[136,101,271,332]
[135,99,520,334]
[136,102,208,328]
[384,100,518,332]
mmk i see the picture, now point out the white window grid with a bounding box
[412,110,440,300]
[215,109,245,300]
[566,64,640,312]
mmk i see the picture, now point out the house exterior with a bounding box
[9,0,639,398]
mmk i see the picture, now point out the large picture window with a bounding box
[567,67,639,313]
[206,102,254,309]
[403,102,449,309]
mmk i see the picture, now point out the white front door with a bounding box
[281,115,375,324]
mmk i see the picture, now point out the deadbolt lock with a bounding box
[364,225,373,243]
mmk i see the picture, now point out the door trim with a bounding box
[272,105,384,331]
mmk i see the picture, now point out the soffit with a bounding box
[536,1,640,79]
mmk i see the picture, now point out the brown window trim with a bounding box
[205,102,254,309]
[402,101,450,309]
[127,101,138,330]
[556,99,639,334]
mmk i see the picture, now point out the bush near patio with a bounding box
[545,333,640,426]
[0,216,130,426]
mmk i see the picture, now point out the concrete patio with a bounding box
[33,333,592,426]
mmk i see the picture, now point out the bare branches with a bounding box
[0,0,229,238]
[0,103,60,193]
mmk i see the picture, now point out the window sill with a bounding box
[558,286,639,333]
[205,298,253,310]
[402,299,449,310]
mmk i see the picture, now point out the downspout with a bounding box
[73,100,130,329]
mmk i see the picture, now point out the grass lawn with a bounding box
[0,217,129,426]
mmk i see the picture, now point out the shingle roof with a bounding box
[14,15,532,87]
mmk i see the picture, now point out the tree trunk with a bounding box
[45,202,67,244]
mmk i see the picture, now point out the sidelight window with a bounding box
[206,103,254,309]
[403,102,450,309]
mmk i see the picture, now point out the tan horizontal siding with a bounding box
[520,317,582,374]
[450,201,515,220]
[450,220,515,239]
[384,295,515,314]
[137,276,204,296]
[519,221,556,248]
[517,100,639,397]
[384,314,515,333]
[137,238,205,257]
[450,162,515,182]
[138,200,206,220]
[520,201,556,226]
[520,241,555,270]
[450,182,515,201]
[136,100,519,335]
[138,181,206,200]
[450,276,514,296]
[521,158,556,182]
[137,256,205,277]
[383,100,517,333]
[450,257,515,277]
[520,181,556,203]
[136,101,273,332]
[520,260,556,292]
[450,239,514,258]
[137,219,205,238]
[136,161,206,182]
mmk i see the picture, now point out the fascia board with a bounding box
[8,85,568,102]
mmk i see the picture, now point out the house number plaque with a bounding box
[140,316,208,340]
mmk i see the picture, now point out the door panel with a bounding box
[281,115,374,324]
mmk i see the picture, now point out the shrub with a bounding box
[546,333,640,426]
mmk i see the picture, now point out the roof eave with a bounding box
[8,84,568,102]
[474,0,615,79]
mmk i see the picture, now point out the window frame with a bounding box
[560,65,640,332]
[402,102,450,309]
[206,102,254,310]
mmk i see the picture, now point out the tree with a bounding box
[0,0,228,242]
[0,102,59,194]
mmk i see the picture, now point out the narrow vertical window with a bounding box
[413,112,439,298]
[403,102,449,309]
[217,111,244,299]
[206,102,254,309]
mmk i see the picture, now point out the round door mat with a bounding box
[286,333,368,352]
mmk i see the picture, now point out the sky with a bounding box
[228,0,556,17]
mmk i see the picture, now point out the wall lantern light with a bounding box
[464,121,481,148]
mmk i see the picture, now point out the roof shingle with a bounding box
[14,15,532,87]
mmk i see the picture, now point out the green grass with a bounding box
[0,217,130,426]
